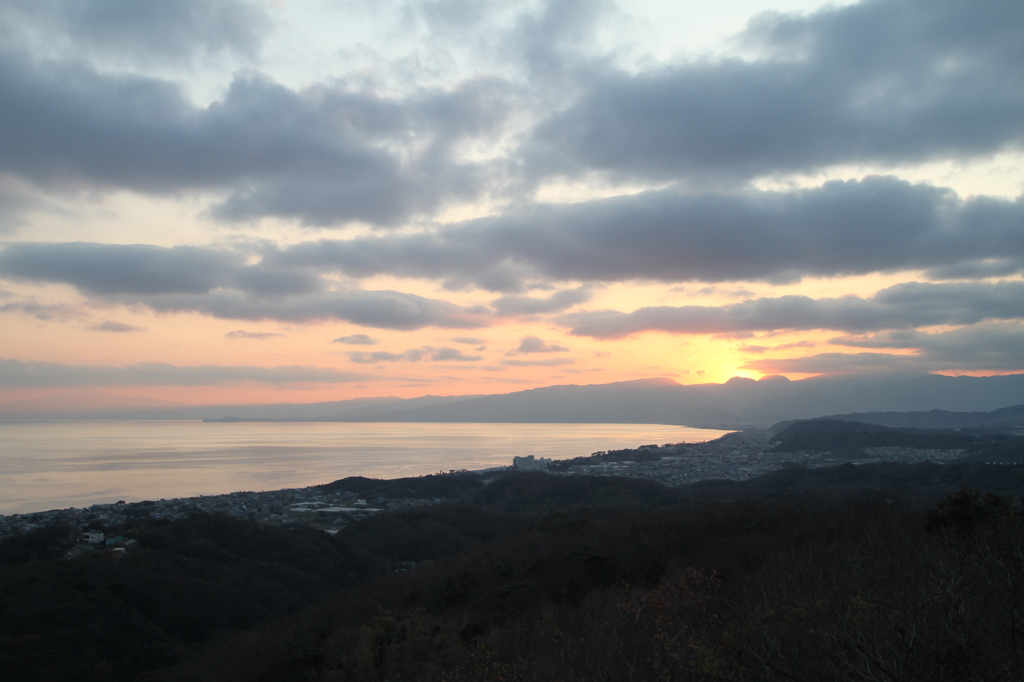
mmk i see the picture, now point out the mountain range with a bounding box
[7,372,1024,429]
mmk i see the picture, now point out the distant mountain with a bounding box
[196,394,478,421]
[0,394,476,421]
[0,392,187,415]
[335,377,736,426]
[768,419,985,453]
[6,372,1024,428]
[332,373,1024,428]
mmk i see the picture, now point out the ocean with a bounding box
[0,421,730,514]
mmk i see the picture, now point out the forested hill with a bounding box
[6,460,1024,680]
[770,419,992,453]
[805,403,1024,430]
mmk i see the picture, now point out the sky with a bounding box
[0,0,1022,409]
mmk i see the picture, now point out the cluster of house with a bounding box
[66,530,138,559]
[2,433,986,558]
[544,435,976,487]
[0,485,451,552]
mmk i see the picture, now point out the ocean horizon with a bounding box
[0,420,731,515]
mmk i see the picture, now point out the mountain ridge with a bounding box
[6,373,1024,429]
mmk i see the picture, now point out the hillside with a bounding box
[811,403,1024,430]
[7,461,1024,680]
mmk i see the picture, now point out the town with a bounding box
[0,427,985,553]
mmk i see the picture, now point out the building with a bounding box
[513,455,551,470]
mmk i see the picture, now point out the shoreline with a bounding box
[0,428,980,539]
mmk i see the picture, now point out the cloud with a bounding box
[348,351,406,364]
[0,300,82,321]
[132,290,490,330]
[0,358,369,388]
[428,346,483,362]
[89,321,147,333]
[830,322,1024,369]
[225,329,283,340]
[523,0,1024,186]
[0,178,52,233]
[501,357,575,367]
[0,0,1020,235]
[332,333,378,345]
[492,287,592,315]
[745,323,1024,375]
[689,286,757,298]
[509,335,568,354]
[4,177,1021,334]
[450,336,484,345]
[348,346,483,363]
[274,178,1024,290]
[0,40,515,227]
[505,0,619,84]
[0,242,490,330]
[739,340,814,353]
[0,0,269,66]
[0,242,306,296]
[559,280,1024,338]
[743,352,920,376]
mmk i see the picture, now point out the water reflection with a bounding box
[0,421,731,514]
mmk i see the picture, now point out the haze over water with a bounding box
[0,421,730,515]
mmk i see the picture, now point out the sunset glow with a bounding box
[1,0,1022,411]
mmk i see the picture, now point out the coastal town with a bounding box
[0,428,984,551]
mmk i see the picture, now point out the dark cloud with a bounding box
[0,0,269,65]
[0,243,249,295]
[132,290,490,330]
[332,334,378,345]
[0,49,512,226]
[225,330,283,340]
[0,242,489,330]
[0,358,369,388]
[429,346,483,362]
[510,336,568,354]
[524,0,1024,186]
[830,323,1024,369]
[743,352,925,376]
[348,346,482,363]
[745,323,1024,375]
[274,178,1024,290]
[89,321,146,333]
[492,287,592,315]
[559,280,1024,338]
[0,300,81,321]
[1,0,1019,235]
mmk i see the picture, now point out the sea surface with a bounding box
[0,421,730,514]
